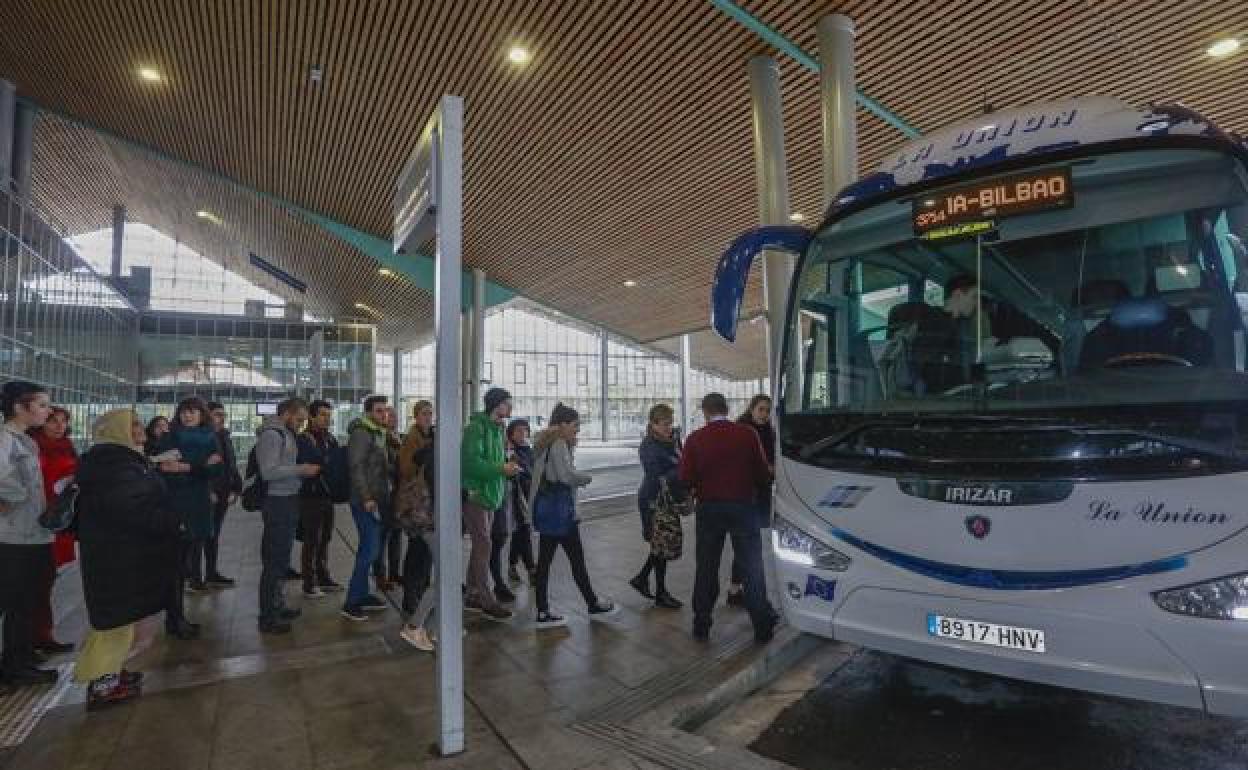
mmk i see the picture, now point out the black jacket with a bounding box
[212,428,243,496]
[296,429,338,499]
[76,443,182,630]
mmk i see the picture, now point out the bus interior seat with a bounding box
[1078,295,1214,369]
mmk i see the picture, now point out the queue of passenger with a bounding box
[0,378,779,708]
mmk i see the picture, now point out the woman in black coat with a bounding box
[629,404,683,609]
[73,409,182,710]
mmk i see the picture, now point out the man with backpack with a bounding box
[296,400,346,599]
[255,398,320,634]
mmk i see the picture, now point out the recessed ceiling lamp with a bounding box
[1207,37,1241,58]
[378,267,394,277]
[354,302,376,314]
[623,280,637,288]
[137,66,163,83]
[789,212,805,222]
[507,45,532,65]
[196,210,221,225]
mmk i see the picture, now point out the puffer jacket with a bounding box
[461,412,507,511]
[0,423,51,545]
[347,417,393,509]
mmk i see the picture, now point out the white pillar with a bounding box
[818,14,858,202]
[599,327,609,441]
[392,347,404,419]
[679,334,691,437]
[748,57,797,404]
[461,308,473,421]
[470,268,485,411]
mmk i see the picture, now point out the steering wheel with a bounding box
[1102,352,1193,368]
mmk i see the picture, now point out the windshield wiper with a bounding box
[797,414,1042,460]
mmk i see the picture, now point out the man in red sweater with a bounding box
[679,393,778,643]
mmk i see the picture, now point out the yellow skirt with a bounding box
[73,624,135,683]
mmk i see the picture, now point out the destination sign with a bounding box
[913,167,1073,235]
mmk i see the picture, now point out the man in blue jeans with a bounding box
[679,393,778,644]
[342,395,395,621]
[256,398,321,634]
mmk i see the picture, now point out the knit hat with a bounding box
[484,387,512,414]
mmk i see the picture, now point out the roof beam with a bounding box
[708,0,921,138]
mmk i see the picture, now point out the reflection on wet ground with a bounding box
[752,650,1248,770]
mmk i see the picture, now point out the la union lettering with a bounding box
[1088,500,1230,525]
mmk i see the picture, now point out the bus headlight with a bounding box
[1153,573,1248,620]
[772,517,851,571]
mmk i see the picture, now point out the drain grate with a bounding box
[0,664,74,749]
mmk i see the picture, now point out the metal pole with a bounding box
[818,14,857,202]
[679,334,691,436]
[11,101,34,201]
[471,268,485,411]
[747,57,797,404]
[433,95,465,757]
[461,308,473,421]
[392,346,403,419]
[0,80,15,188]
[111,205,126,278]
[599,327,609,441]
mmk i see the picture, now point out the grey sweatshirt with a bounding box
[526,436,592,517]
[0,423,52,545]
[256,418,301,497]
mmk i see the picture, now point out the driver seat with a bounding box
[1077,296,1213,370]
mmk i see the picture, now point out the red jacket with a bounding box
[678,419,772,504]
[30,430,79,566]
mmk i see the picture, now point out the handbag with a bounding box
[649,478,687,561]
[533,482,576,537]
[38,477,80,534]
[394,474,434,534]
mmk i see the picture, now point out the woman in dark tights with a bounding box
[629,404,683,609]
[528,404,617,629]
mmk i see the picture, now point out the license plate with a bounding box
[927,613,1046,653]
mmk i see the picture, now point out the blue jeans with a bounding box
[259,495,299,623]
[347,502,382,607]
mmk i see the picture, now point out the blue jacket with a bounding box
[637,434,681,517]
[158,425,223,540]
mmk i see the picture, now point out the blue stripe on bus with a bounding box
[829,528,1188,590]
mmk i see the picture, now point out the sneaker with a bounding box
[399,625,435,652]
[507,565,522,584]
[205,573,236,588]
[120,669,143,687]
[726,588,745,608]
[258,620,292,635]
[754,613,779,645]
[87,676,141,711]
[279,608,302,621]
[588,600,620,619]
[318,579,344,593]
[358,595,388,613]
[303,586,328,599]
[494,586,517,604]
[535,611,567,629]
[340,606,369,622]
[654,592,683,610]
[482,605,513,621]
[628,575,654,600]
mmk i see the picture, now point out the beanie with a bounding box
[484,387,512,414]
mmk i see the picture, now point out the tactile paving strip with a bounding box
[0,665,74,749]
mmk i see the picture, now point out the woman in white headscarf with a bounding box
[73,410,182,711]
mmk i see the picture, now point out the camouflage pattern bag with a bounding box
[649,479,687,561]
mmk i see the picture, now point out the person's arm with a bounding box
[546,440,592,488]
[677,434,697,493]
[257,429,298,483]
[347,428,373,502]
[0,434,28,508]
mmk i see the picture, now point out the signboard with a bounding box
[255,403,278,416]
[913,166,1073,237]
[393,116,441,254]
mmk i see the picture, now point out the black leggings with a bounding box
[535,525,598,614]
[167,540,192,631]
[372,525,403,581]
[509,517,535,571]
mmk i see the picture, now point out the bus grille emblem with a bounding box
[965,515,992,540]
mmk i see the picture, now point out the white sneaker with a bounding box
[400,625,435,652]
[535,611,568,630]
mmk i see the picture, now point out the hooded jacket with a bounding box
[348,416,393,509]
[462,412,509,511]
[0,422,51,546]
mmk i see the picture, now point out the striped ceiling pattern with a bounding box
[0,0,1244,379]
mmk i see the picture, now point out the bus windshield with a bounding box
[783,146,1248,476]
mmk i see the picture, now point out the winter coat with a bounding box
[156,425,223,540]
[347,417,393,510]
[76,443,182,630]
[31,430,79,566]
[296,429,338,499]
[461,412,507,511]
[637,433,681,523]
[0,423,51,546]
[398,427,436,503]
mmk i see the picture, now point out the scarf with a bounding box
[92,409,140,452]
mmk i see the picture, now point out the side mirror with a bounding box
[711,226,813,343]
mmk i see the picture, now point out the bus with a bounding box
[711,96,1248,715]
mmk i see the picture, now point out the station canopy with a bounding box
[0,1,1242,378]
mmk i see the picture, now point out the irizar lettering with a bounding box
[1087,499,1230,525]
[945,487,1013,504]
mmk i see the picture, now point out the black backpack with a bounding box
[241,428,286,512]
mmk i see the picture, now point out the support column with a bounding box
[0,80,15,188]
[679,334,691,437]
[599,327,609,441]
[748,57,797,403]
[470,268,485,412]
[461,308,473,421]
[818,14,858,202]
[111,205,126,277]
[11,101,33,201]
[392,347,404,419]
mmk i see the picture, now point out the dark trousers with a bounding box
[186,537,208,585]
[167,539,192,632]
[509,513,535,571]
[32,550,57,645]
[730,494,771,586]
[299,496,335,591]
[535,525,598,614]
[372,525,403,582]
[204,493,230,579]
[694,502,771,635]
[0,543,51,676]
[259,495,299,623]
[401,533,432,615]
[489,508,510,589]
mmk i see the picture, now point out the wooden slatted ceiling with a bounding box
[1,0,1245,379]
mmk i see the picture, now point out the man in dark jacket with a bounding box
[297,400,343,598]
[205,402,243,587]
[679,393,777,644]
[342,395,394,621]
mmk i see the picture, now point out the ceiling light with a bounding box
[1207,38,1241,58]
[196,210,221,225]
[137,67,163,83]
[354,302,373,312]
[507,45,532,65]
[980,124,996,132]
[623,280,637,288]
[789,212,806,222]
[378,268,394,278]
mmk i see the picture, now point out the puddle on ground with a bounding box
[751,650,1248,770]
